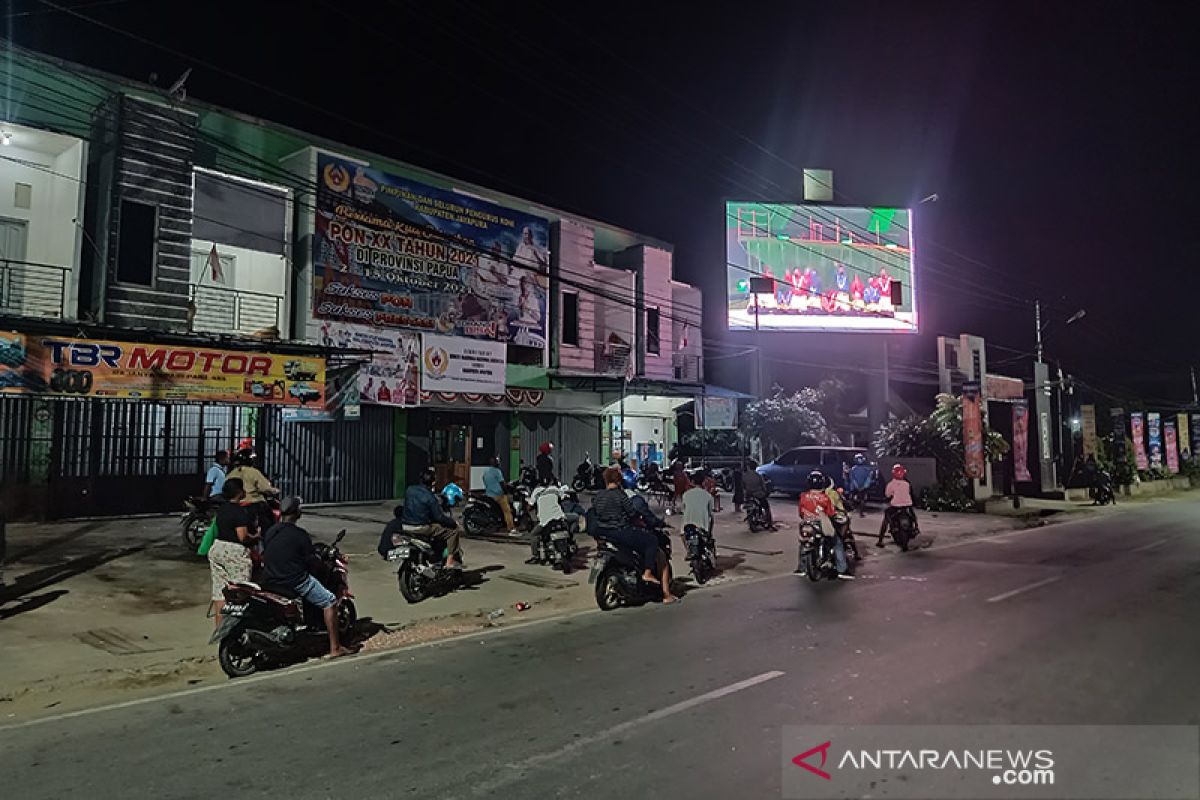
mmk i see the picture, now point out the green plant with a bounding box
[679,429,742,457]
[919,481,978,512]
[874,393,1009,485]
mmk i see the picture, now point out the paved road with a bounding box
[2,501,1198,799]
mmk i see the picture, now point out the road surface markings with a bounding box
[986,575,1062,603]
[469,670,786,796]
[1131,539,1168,553]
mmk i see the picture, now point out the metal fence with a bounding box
[189,282,284,337]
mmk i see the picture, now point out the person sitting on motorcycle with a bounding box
[741,459,775,529]
[225,447,277,535]
[401,467,463,570]
[482,455,516,535]
[681,469,715,543]
[526,476,578,564]
[262,497,357,659]
[878,464,917,547]
[846,454,875,517]
[797,470,853,579]
[592,467,677,603]
[203,449,229,500]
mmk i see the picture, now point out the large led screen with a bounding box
[726,203,917,333]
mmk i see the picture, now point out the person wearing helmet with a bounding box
[536,442,556,485]
[846,453,875,518]
[401,467,463,569]
[797,470,853,579]
[226,447,277,535]
[878,464,916,547]
[741,457,775,529]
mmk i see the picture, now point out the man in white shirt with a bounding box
[527,477,582,564]
[680,471,714,535]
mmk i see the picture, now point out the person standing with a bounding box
[536,442,556,485]
[482,455,516,534]
[203,450,229,499]
[207,478,258,628]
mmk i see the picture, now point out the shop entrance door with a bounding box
[431,423,472,489]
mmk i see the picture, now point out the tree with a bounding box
[875,393,1009,485]
[741,386,838,457]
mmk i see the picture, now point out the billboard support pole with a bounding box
[1191,365,1198,406]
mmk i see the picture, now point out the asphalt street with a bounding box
[1,500,1198,799]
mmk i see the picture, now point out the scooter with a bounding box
[797,519,853,582]
[571,452,606,492]
[682,523,717,584]
[590,520,672,611]
[387,529,465,604]
[461,485,533,536]
[885,507,919,551]
[181,495,217,553]
[209,530,356,678]
[530,516,580,573]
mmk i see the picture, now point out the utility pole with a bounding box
[1034,300,1044,363]
[1191,365,1198,406]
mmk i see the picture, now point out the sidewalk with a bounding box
[0,497,1033,721]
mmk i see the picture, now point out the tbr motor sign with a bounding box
[0,333,326,406]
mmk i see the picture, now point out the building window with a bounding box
[646,307,660,355]
[116,200,157,286]
[562,291,579,346]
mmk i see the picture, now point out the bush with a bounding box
[919,481,978,512]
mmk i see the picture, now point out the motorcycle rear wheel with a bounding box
[397,562,428,604]
[218,636,259,678]
[893,520,911,551]
[595,565,624,611]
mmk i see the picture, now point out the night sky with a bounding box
[9,0,1199,407]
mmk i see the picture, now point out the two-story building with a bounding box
[0,41,705,518]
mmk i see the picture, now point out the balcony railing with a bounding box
[0,259,69,319]
[189,283,284,337]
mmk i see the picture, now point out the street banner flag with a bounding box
[1131,412,1148,471]
[962,381,985,480]
[1012,400,1032,482]
[1164,421,1180,473]
[1081,404,1098,459]
[1148,412,1163,470]
[1178,413,1192,463]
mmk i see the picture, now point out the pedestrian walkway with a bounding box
[0,497,1031,721]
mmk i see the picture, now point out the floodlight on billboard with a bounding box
[726,202,918,333]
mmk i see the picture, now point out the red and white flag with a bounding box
[208,243,224,282]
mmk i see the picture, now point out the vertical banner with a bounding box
[1147,412,1163,470]
[1130,412,1148,471]
[1178,413,1192,463]
[1110,408,1127,467]
[1080,404,1098,459]
[1164,421,1180,473]
[1192,413,1200,460]
[962,381,985,480]
[1012,400,1032,482]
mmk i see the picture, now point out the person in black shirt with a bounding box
[591,467,677,602]
[262,497,356,659]
[536,442,556,484]
[207,478,258,629]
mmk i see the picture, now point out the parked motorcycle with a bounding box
[461,485,533,536]
[590,523,672,611]
[517,461,539,491]
[209,529,356,678]
[571,453,606,492]
[682,523,717,584]
[181,496,217,552]
[712,466,735,493]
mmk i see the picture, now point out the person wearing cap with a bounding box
[262,497,356,659]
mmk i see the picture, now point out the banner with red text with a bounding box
[0,332,324,405]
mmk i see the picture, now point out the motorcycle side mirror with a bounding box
[334,529,346,544]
